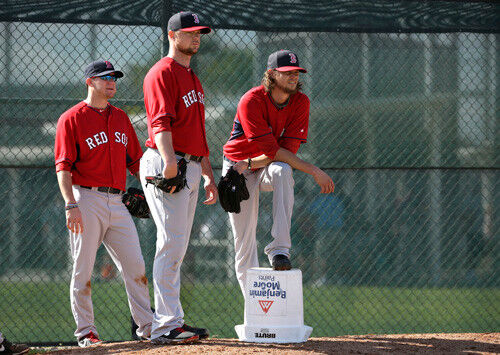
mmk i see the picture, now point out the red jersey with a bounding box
[54,101,143,191]
[143,57,209,156]
[223,86,309,161]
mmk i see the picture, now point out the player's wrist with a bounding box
[310,166,322,178]
[65,202,79,210]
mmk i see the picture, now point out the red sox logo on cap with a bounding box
[289,53,297,64]
[192,13,200,24]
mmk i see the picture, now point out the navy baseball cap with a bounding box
[267,50,307,73]
[84,60,124,79]
[167,11,211,34]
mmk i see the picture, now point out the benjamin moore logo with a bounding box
[258,300,273,313]
[249,279,287,299]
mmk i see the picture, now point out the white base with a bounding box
[235,324,313,343]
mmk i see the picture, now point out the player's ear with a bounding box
[85,77,93,87]
[168,30,176,40]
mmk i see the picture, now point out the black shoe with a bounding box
[182,324,209,339]
[131,307,155,341]
[272,254,292,270]
[0,337,29,354]
[151,328,199,344]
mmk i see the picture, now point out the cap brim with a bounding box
[275,66,307,73]
[94,70,124,78]
[180,26,211,34]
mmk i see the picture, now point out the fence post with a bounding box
[424,35,442,286]
[161,0,172,58]
[89,24,97,62]
[8,169,21,270]
[3,22,12,86]
[361,33,376,228]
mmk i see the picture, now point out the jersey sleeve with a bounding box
[125,116,143,175]
[278,95,310,154]
[144,68,176,135]
[54,113,77,172]
[238,94,280,159]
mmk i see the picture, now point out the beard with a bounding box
[177,44,199,56]
[274,81,299,95]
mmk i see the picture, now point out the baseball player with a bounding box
[0,331,29,354]
[141,11,218,344]
[222,50,335,295]
[54,60,153,347]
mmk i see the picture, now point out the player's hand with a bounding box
[203,179,218,205]
[162,162,179,193]
[66,207,84,234]
[312,168,335,194]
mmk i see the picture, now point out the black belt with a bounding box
[175,151,203,163]
[223,155,236,163]
[80,186,122,194]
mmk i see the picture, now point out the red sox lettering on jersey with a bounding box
[182,90,204,108]
[85,131,128,149]
[55,102,143,191]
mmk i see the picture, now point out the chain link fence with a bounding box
[0,1,498,344]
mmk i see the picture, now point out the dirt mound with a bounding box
[32,333,500,354]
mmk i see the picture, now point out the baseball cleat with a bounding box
[77,331,102,348]
[182,324,209,339]
[151,328,199,344]
[0,337,29,354]
[272,254,292,270]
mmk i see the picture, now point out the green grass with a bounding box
[1,280,498,343]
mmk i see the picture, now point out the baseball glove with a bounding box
[218,166,249,213]
[145,158,188,194]
[122,187,150,218]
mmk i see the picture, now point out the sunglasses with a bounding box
[93,75,118,82]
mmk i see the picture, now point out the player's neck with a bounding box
[168,51,192,68]
[270,88,291,106]
[84,94,109,110]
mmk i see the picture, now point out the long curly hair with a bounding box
[261,70,303,93]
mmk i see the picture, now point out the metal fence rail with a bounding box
[0,2,498,344]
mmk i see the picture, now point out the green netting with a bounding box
[0,1,498,345]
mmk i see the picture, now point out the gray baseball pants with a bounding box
[69,186,153,340]
[140,148,202,340]
[222,159,294,295]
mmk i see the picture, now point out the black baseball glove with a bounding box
[145,158,188,194]
[122,187,150,218]
[218,166,250,213]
